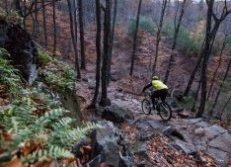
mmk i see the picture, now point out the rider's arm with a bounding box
[142,83,152,92]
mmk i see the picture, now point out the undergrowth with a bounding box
[0,48,22,99]
[39,59,75,93]
[0,49,97,166]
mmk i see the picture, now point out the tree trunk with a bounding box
[33,0,39,38]
[67,0,81,79]
[78,0,86,69]
[207,36,227,99]
[42,0,48,48]
[191,81,201,113]
[209,58,231,117]
[107,0,118,82]
[130,0,142,76]
[99,0,112,107]
[4,0,8,13]
[73,0,78,43]
[91,0,102,106]
[52,0,57,57]
[164,0,186,83]
[152,0,167,74]
[197,0,214,117]
[221,94,231,115]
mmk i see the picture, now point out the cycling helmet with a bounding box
[152,75,159,80]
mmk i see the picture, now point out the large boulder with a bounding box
[101,104,134,123]
[0,20,38,84]
[90,121,134,167]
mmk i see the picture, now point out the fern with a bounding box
[0,86,97,165]
[0,48,23,98]
[22,146,74,164]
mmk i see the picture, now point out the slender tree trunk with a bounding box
[130,0,142,76]
[221,94,231,114]
[107,0,118,82]
[34,0,39,38]
[207,36,227,99]
[78,0,86,69]
[73,0,78,43]
[184,45,204,97]
[209,58,231,117]
[52,0,57,57]
[67,0,81,79]
[42,0,48,48]
[152,0,167,74]
[99,0,112,107]
[5,0,8,13]
[23,0,27,29]
[197,22,220,117]
[164,0,186,83]
[197,0,213,117]
[191,81,201,112]
[91,0,102,106]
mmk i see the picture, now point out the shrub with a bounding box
[0,7,23,25]
[39,60,75,92]
[128,16,156,36]
[0,87,97,165]
[37,49,52,66]
[0,48,22,98]
[163,25,203,57]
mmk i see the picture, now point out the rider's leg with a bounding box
[160,89,168,102]
[151,92,156,109]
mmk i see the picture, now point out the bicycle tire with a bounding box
[142,99,151,115]
[158,102,172,121]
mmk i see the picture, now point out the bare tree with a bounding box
[108,0,118,82]
[99,0,112,106]
[220,94,231,116]
[74,0,78,43]
[207,36,227,99]
[209,57,231,117]
[130,0,142,76]
[52,0,57,57]
[152,0,167,74]
[67,0,81,79]
[78,0,86,69]
[164,0,186,83]
[91,0,102,107]
[197,0,231,117]
[42,0,48,48]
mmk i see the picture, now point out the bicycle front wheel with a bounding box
[159,102,172,121]
[142,99,151,115]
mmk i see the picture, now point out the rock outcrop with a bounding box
[0,20,38,84]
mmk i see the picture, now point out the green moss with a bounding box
[37,49,52,66]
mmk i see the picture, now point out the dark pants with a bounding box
[151,89,168,106]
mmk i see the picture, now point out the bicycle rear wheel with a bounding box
[142,99,151,115]
[159,102,172,121]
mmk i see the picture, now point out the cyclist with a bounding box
[142,76,168,109]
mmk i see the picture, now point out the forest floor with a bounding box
[75,28,231,166]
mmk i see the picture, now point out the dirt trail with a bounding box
[76,29,231,166]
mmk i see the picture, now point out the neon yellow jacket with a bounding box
[151,80,168,90]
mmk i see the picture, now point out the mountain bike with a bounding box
[141,90,172,121]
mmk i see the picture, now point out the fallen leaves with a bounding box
[146,134,217,167]
[5,156,23,167]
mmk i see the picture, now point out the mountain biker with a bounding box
[142,76,168,109]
